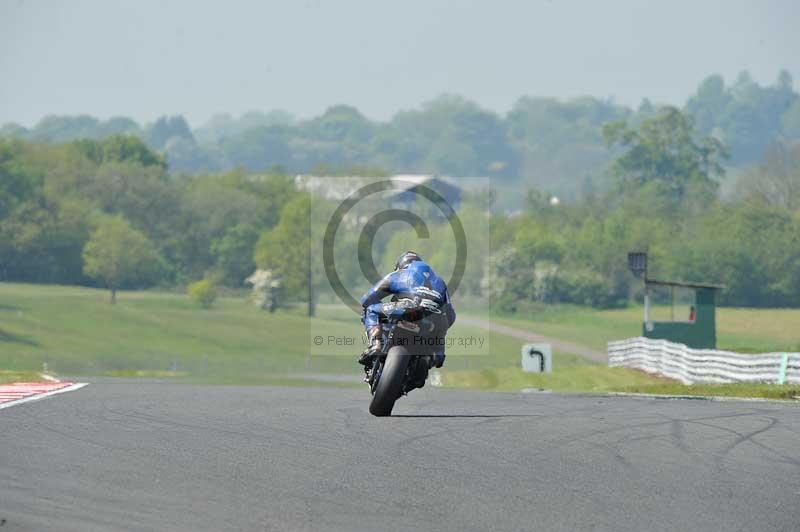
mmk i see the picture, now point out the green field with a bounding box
[0,282,543,381]
[433,304,800,399]
[1,282,797,398]
[488,305,800,354]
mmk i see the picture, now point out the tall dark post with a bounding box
[307,249,315,317]
[628,252,649,324]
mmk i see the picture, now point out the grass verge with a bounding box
[441,365,666,393]
[614,382,800,400]
[0,370,43,384]
[443,367,800,400]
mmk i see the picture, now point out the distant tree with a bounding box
[195,110,295,144]
[239,110,294,131]
[80,162,181,278]
[220,125,292,171]
[782,99,800,139]
[82,216,161,303]
[30,115,100,142]
[506,96,628,197]
[163,136,217,173]
[103,135,167,168]
[0,122,29,139]
[194,113,237,144]
[636,98,657,118]
[210,170,297,229]
[685,74,730,136]
[144,115,195,150]
[736,140,800,211]
[302,105,374,143]
[387,94,517,177]
[73,135,166,168]
[0,141,100,284]
[254,194,316,316]
[211,223,260,286]
[603,106,728,201]
[670,203,800,307]
[685,71,797,165]
[176,180,260,280]
[24,115,144,142]
[1,196,100,284]
[97,117,141,138]
[0,140,42,218]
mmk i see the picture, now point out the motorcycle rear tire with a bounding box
[369,345,410,417]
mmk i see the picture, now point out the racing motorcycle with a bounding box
[362,317,437,417]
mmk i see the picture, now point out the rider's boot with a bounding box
[358,325,383,366]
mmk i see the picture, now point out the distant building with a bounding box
[294,174,462,210]
[293,175,366,201]
[388,175,462,210]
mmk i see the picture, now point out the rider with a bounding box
[358,251,456,368]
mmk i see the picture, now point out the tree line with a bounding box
[2,70,799,204]
[1,104,799,310]
[0,135,296,293]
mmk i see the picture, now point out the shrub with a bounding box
[550,268,622,309]
[188,279,217,309]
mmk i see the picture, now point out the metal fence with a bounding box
[608,337,800,385]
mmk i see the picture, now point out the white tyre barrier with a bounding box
[608,337,800,385]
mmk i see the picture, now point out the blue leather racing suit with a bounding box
[360,261,456,354]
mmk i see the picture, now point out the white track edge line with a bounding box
[0,382,89,410]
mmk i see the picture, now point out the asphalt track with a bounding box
[1,383,799,532]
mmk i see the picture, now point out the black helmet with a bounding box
[395,251,422,271]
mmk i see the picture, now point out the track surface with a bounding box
[1,383,799,532]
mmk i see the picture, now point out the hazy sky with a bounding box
[2,0,799,127]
